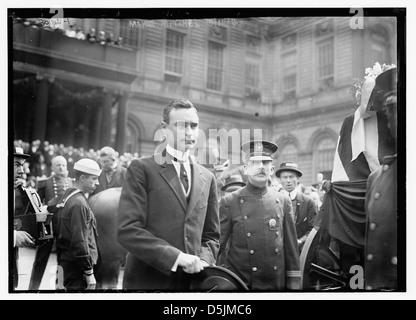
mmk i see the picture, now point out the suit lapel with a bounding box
[186,163,206,218]
[295,193,305,224]
[159,164,187,212]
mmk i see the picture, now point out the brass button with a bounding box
[374,192,380,200]
[383,164,389,172]
[249,250,254,255]
[367,254,373,261]
[391,256,398,265]
[244,215,248,220]
[240,199,244,204]
[275,231,279,236]
[273,266,278,270]
[369,223,376,230]
[252,267,257,272]
[275,248,279,253]
[247,232,251,237]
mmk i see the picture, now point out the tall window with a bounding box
[282,51,297,99]
[280,143,298,164]
[120,20,139,48]
[207,41,224,91]
[314,137,336,179]
[371,27,389,64]
[165,30,185,83]
[245,62,260,101]
[317,38,334,91]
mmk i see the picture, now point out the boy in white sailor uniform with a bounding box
[218,140,301,290]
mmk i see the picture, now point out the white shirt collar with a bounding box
[284,189,298,200]
[166,144,190,163]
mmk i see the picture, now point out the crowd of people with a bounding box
[15,18,124,47]
[13,139,138,189]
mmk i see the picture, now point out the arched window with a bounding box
[313,136,336,180]
[279,143,298,164]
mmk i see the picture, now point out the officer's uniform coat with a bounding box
[36,175,74,205]
[364,154,397,290]
[218,183,301,290]
[117,151,220,290]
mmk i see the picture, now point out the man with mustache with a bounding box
[218,140,301,290]
[117,99,220,290]
[276,162,317,253]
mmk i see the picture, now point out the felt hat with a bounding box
[189,266,249,291]
[275,161,303,178]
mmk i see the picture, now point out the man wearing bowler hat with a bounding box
[276,161,317,252]
[364,66,398,290]
[218,140,301,290]
[55,158,101,290]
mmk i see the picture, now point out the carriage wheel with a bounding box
[300,227,347,291]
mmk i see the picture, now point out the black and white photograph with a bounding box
[4,1,413,303]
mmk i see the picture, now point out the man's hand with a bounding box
[15,231,35,247]
[14,178,26,189]
[177,253,205,274]
[85,273,96,290]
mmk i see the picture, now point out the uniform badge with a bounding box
[254,142,263,152]
[269,218,277,230]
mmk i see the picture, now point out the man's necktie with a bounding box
[180,163,189,193]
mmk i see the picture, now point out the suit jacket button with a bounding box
[252,267,257,272]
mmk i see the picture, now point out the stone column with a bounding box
[32,75,50,141]
[100,89,113,148]
[115,92,129,154]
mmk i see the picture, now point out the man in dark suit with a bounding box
[91,146,126,196]
[276,161,317,253]
[117,99,220,291]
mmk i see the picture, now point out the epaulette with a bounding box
[56,190,82,208]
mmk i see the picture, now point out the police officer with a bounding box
[364,67,398,290]
[218,140,301,290]
[55,158,101,290]
[13,144,36,289]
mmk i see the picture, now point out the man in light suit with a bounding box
[117,99,220,291]
[276,162,317,253]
